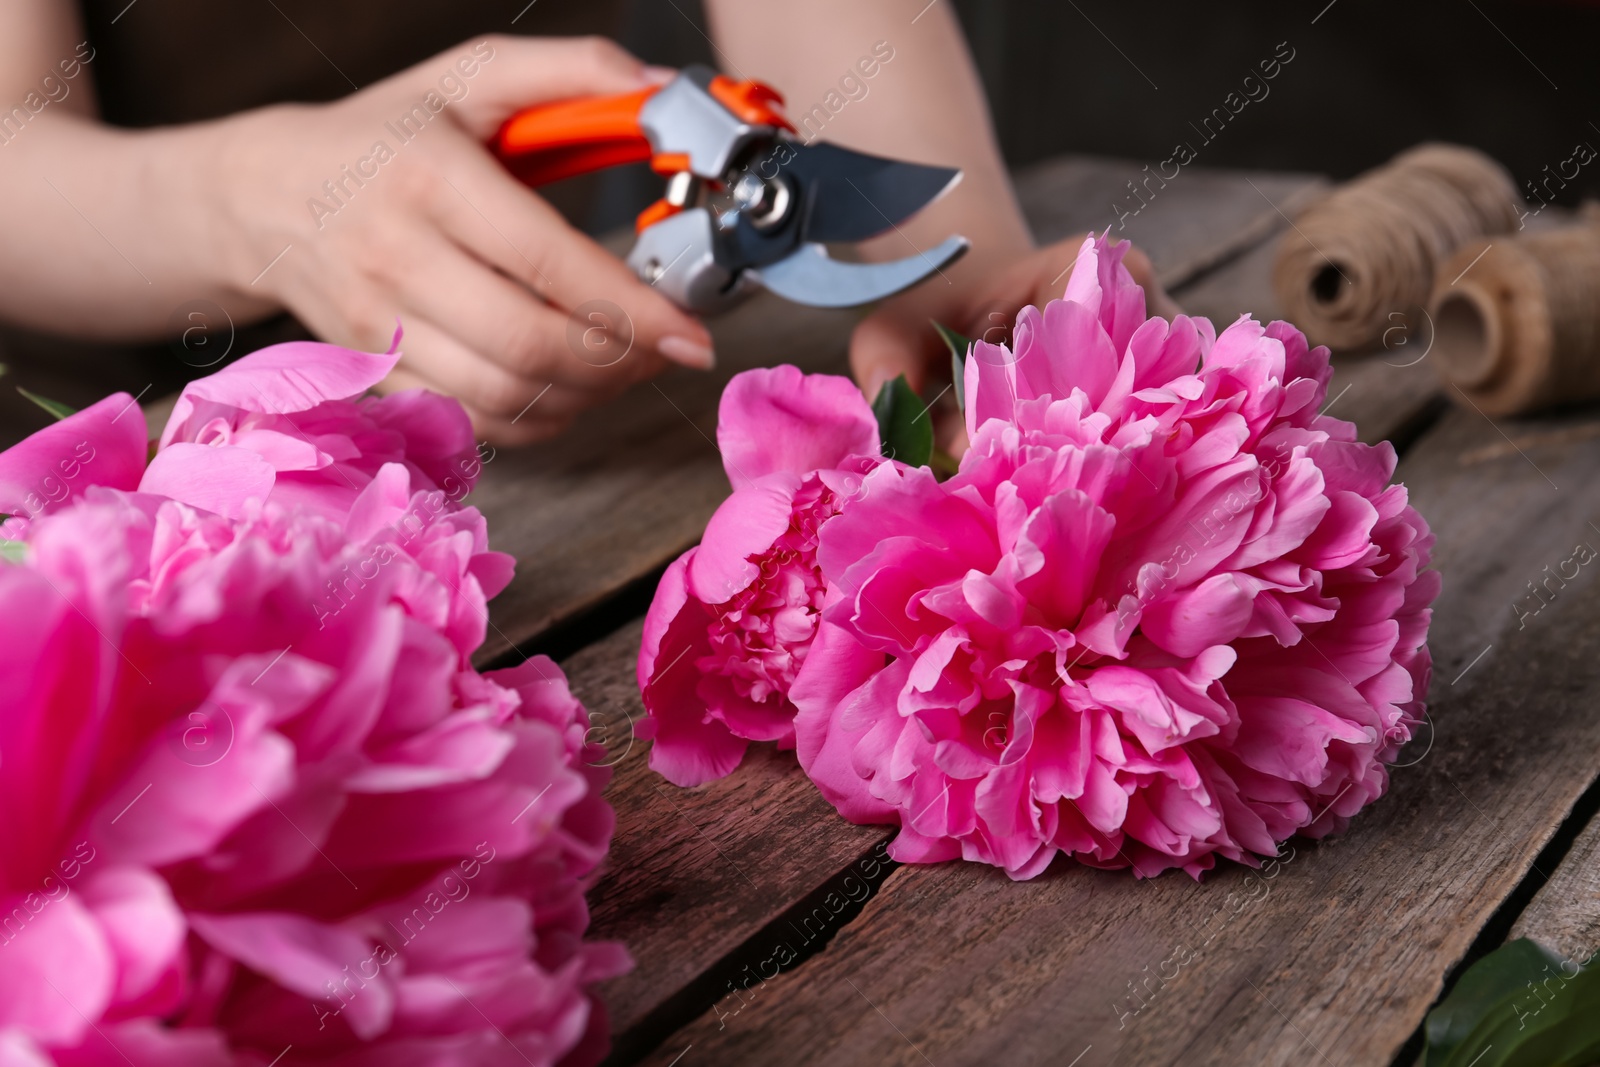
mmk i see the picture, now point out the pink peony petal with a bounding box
[716,366,879,489]
[640,553,750,787]
[1140,573,1254,658]
[363,389,479,493]
[76,867,187,1017]
[160,335,401,449]
[687,473,801,605]
[188,912,394,1039]
[0,896,114,1046]
[0,393,147,525]
[138,443,276,520]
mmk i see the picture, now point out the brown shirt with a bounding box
[78,0,628,125]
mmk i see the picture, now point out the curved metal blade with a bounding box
[780,142,962,243]
[750,236,969,308]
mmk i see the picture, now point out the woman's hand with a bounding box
[210,36,716,444]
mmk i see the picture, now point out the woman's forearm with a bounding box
[703,0,1034,273]
[0,0,279,340]
[0,115,280,340]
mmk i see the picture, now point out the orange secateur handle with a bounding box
[490,75,795,232]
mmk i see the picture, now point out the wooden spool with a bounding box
[1273,143,1521,351]
[1430,210,1600,417]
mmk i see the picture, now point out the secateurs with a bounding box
[491,65,968,313]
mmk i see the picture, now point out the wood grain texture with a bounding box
[561,620,891,1050]
[1510,813,1600,964]
[1012,158,1325,286]
[648,405,1600,1066]
[471,158,1327,666]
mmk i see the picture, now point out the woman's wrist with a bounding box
[189,105,306,307]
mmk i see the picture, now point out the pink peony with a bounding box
[149,329,485,522]
[638,366,885,787]
[0,345,627,1063]
[791,235,1437,879]
[0,392,149,539]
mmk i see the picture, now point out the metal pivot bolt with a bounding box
[733,171,793,231]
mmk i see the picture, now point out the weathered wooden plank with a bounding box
[473,159,1330,666]
[1510,811,1600,965]
[561,620,890,1058]
[647,405,1600,1066]
[1012,157,1325,287]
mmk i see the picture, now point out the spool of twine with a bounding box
[1429,209,1600,417]
[1273,143,1522,350]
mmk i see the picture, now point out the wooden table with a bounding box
[464,155,1600,1067]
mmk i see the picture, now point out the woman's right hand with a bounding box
[209,35,717,444]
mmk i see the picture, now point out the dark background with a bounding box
[78,0,1599,224]
[606,0,1600,228]
[952,0,1597,188]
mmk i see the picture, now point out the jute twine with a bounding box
[1273,143,1522,350]
[1430,205,1600,417]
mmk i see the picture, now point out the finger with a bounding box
[1114,243,1185,320]
[390,317,614,423]
[850,305,943,401]
[390,35,672,140]
[388,228,670,392]
[379,366,572,447]
[466,404,573,447]
[427,138,716,372]
[936,406,969,460]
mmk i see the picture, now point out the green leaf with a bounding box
[16,387,75,421]
[1501,966,1600,1066]
[932,321,973,413]
[1427,939,1563,1060]
[0,540,26,564]
[1424,939,1600,1067]
[872,374,933,469]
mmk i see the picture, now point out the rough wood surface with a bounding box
[647,405,1600,1066]
[1013,158,1325,286]
[471,159,1328,666]
[561,620,891,1056]
[1510,813,1600,965]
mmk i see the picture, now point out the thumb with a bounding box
[850,306,942,402]
[395,35,674,140]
